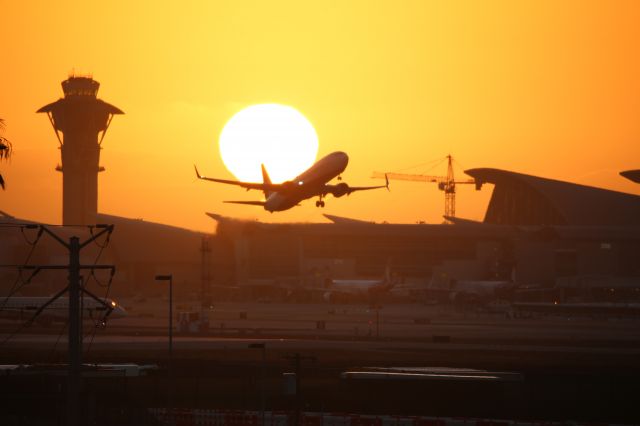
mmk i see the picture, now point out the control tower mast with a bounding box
[38,75,123,225]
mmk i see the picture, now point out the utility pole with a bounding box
[200,235,212,334]
[68,236,81,426]
[201,235,212,308]
[249,343,267,426]
[10,224,116,426]
[155,274,174,424]
[371,304,382,339]
[283,353,316,426]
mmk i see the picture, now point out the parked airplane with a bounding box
[322,262,399,303]
[448,280,515,305]
[0,296,127,326]
[426,272,515,306]
[513,302,640,317]
[195,151,389,212]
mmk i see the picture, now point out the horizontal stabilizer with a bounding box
[205,212,223,221]
[223,200,266,206]
[621,169,640,183]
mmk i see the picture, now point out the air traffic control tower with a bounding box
[38,76,123,225]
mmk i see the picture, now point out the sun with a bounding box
[218,104,319,183]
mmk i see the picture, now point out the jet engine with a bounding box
[330,183,351,198]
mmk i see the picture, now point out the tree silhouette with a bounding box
[0,118,12,190]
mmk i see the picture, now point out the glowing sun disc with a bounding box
[219,104,319,183]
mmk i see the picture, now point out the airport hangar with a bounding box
[2,168,640,303]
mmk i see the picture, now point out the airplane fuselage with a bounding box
[264,151,349,212]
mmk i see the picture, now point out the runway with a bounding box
[1,302,640,423]
[2,302,639,369]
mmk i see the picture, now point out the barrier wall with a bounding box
[149,408,625,426]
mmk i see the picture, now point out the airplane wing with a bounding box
[223,200,266,206]
[324,174,389,197]
[342,183,389,193]
[194,165,282,192]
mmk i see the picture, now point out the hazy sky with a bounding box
[1,1,639,231]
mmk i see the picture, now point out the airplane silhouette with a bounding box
[195,151,389,212]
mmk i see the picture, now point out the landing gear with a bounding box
[337,175,342,181]
[315,200,325,208]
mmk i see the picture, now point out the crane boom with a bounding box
[371,171,441,183]
[371,171,474,185]
[372,155,476,221]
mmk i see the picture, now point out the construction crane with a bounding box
[372,155,476,220]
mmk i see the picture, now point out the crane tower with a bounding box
[38,75,123,225]
[372,155,476,221]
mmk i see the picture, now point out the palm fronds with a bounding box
[0,118,11,189]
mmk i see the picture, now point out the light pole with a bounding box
[155,274,173,422]
[249,342,266,426]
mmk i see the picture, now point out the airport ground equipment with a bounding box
[177,310,209,334]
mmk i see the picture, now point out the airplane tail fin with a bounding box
[384,258,393,283]
[384,262,391,284]
[383,258,400,290]
[261,164,273,199]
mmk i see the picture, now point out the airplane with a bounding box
[321,262,399,303]
[0,296,127,326]
[513,301,640,317]
[447,279,515,306]
[232,261,400,304]
[426,272,515,306]
[195,151,389,212]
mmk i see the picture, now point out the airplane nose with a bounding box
[335,151,349,166]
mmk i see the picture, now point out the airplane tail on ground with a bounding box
[384,261,392,283]
[382,258,400,289]
[261,164,273,199]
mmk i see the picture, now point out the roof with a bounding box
[37,98,124,115]
[96,214,207,263]
[323,214,375,224]
[620,170,640,184]
[465,168,640,227]
[209,213,640,244]
[209,212,514,240]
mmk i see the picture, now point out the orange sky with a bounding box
[1,1,639,232]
